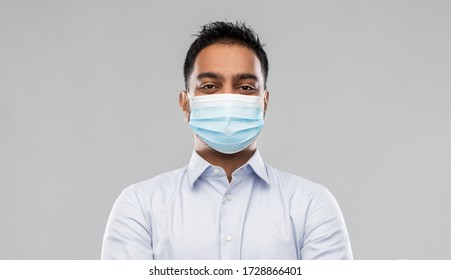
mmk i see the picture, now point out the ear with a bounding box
[263,90,269,117]
[179,90,190,122]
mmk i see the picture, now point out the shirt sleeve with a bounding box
[101,186,154,259]
[300,188,353,260]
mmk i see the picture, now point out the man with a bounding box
[101,21,352,260]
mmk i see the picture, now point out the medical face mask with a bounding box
[188,93,265,154]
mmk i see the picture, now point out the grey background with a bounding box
[1,0,450,259]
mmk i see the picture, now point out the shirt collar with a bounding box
[187,149,270,188]
[245,149,270,185]
[187,150,211,187]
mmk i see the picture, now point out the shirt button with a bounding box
[213,169,220,175]
[225,235,232,242]
[226,194,232,201]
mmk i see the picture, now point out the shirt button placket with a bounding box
[220,184,239,259]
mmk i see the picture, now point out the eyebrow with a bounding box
[196,72,259,82]
[236,73,259,81]
[196,72,223,80]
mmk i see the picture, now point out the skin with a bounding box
[179,43,269,182]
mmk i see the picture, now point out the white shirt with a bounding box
[101,150,353,259]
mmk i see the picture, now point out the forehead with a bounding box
[192,43,262,77]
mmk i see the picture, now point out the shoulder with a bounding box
[265,164,330,198]
[119,166,189,203]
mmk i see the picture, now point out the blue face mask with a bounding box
[188,93,265,154]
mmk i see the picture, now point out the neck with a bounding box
[195,140,257,182]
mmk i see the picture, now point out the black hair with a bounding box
[183,21,269,89]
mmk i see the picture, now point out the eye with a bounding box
[240,85,255,91]
[200,84,217,90]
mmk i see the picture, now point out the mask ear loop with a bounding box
[260,90,268,117]
[184,91,193,113]
[259,90,268,106]
[187,91,195,107]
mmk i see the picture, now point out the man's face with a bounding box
[189,43,265,96]
[181,43,268,120]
